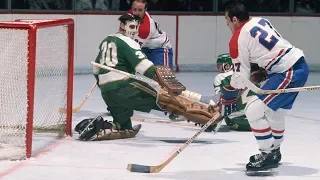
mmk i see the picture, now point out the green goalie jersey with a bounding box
[214,71,255,131]
[93,33,155,91]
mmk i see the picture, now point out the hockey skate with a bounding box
[249,147,282,164]
[245,150,280,176]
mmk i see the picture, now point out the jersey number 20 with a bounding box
[250,19,280,51]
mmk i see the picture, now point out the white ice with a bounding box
[0,72,320,180]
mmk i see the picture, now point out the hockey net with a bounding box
[0,19,74,160]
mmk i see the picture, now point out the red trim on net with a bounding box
[0,18,74,158]
[26,26,37,158]
[66,21,75,137]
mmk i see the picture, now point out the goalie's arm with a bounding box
[121,41,156,79]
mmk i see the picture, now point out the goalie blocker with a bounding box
[75,66,220,141]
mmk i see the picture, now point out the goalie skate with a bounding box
[93,124,142,141]
[76,116,142,141]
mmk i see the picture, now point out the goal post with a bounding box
[0,18,74,160]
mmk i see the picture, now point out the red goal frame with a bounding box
[0,18,74,158]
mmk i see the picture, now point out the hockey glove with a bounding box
[218,97,239,117]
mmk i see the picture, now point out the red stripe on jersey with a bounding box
[161,35,168,47]
[128,9,150,39]
[164,49,168,66]
[138,13,151,39]
[229,20,250,59]
[264,49,285,69]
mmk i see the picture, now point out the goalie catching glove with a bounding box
[154,66,186,94]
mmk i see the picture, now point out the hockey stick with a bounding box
[91,62,159,88]
[127,113,223,173]
[59,83,97,113]
[91,62,217,106]
[238,73,320,94]
[131,116,200,128]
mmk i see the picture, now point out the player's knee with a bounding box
[244,96,266,122]
[265,108,286,123]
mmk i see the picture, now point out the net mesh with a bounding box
[0,23,69,160]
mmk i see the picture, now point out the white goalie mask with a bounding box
[123,20,139,39]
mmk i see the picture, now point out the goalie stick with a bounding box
[131,116,201,128]
[127,113,223,173]
[59,83,97,113]
[91,62,217,106]
[91,61,159,89]
[237,73,320,94]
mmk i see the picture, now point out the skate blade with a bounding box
[245,169,278,176]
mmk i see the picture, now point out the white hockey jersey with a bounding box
[132,12,171,49]
[229,17,304,79]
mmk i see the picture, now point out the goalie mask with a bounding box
[118,13,141,39]
[216,53,233,73]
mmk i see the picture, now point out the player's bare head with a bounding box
[118,13,142,39]
[131,0,147,19]
[225,2,249,34]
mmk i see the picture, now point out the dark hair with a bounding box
[118,13,142,24]
[131,0,148,9]
[225,2,249,22]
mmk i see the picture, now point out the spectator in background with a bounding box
[0,0,6,9]
[148,0,166,11]
[175,0,203,11]
[108,0,131,11]
[219,0,288,12]
[28,0,72,10]
[12,0,29,9]
[295,0,315,13]
[77,0,109,11]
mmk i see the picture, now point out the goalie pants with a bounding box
[245,57,309,152]
[142,47,173,69]
[100,81,161,130]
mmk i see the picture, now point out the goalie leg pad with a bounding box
[157,89,220,125]
[94,124,142,141]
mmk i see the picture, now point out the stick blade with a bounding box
[58,107,78,114]
[58,107,67,113]
[127,164,153,173]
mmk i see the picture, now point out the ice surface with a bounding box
[0,72,320,180]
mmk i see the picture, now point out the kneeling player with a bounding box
[213,53,258,131]
[74,13,222,141]
[186,53,265,132]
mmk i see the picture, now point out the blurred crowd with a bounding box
[2,0,320,13]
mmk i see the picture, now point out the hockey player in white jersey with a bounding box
[129,0,173,69]
[224,3,309,173]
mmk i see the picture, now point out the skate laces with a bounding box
[254,153,264,161]
[251,153,267,166]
